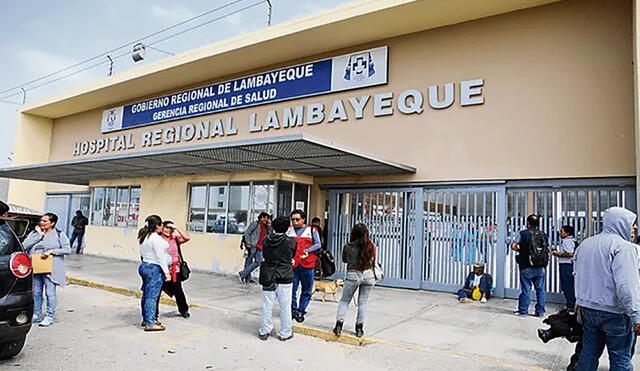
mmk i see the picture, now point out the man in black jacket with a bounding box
[258,216,296,341]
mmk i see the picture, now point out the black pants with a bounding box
[155,280,189,316]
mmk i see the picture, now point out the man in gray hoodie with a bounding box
[574,207,640,370]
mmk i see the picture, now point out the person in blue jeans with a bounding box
[573,207,640,370]
[510,214,549,317]
[552,225,576,310]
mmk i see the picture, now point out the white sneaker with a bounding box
[32,315,44,323]
[39,317,54,327]
[480,297,487,303]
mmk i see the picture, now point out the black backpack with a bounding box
[528,230,550,267]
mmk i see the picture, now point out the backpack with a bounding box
[528,230,550,267]
[317,249,336,277]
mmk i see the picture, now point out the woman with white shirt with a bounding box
[138,214,170,331]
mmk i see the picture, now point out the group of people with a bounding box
[234,209,377,340]
[507,209,640,371]
[136,215,191,331]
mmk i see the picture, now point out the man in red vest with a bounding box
[287,209,321,323]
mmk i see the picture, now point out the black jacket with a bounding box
[259,233,297,291]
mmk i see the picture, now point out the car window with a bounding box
[0,222,22,256]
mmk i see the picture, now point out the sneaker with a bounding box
[258,333,269,341]
[533,313,545,318]
[480,297,487,303]
[180,312,191,319]
[144,324,166,332]
[459,298,473,303]
[294,314,305,323]
[279,334,294,342]
[515,312,528,317]
[39,317,54,327]
[32,315,44,324]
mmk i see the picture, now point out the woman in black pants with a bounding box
[156,221,191,318]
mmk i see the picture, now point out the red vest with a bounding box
[287,226,316,269]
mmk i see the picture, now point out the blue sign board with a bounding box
[102,46,388,133]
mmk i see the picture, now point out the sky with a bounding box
[0,0,354,167]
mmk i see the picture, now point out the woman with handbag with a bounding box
[138,215,170,331]
[333,223,379,338]
[155,221,191,319]
[24,212,71,327]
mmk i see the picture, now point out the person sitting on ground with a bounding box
[258,215,297,342]
[457,262,493,303]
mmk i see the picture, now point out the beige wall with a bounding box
[8,113,53,210]
[47,0,634,184]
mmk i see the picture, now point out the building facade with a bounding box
[3,0,638,301]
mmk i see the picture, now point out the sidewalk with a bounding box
[65,254,614,370]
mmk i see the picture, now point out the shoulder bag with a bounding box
[371,245,385,281]
[177,241,191,281]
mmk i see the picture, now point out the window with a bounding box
[188,185,207,233]
[206,184,227,233]
[90,186,141,228]
[188,181,281,235]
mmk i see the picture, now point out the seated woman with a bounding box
[457,262,493,303]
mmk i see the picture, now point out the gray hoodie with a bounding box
[574,207,640,324]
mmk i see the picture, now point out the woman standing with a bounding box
[156,221,191,318]
[24,212,71,327]
[138,215,170,331]
[333,223,376,338]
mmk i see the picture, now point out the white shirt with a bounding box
[559,237,576,264]
[140,233,170,273]
[472,273,483,287]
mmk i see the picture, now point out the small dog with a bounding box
[312,279,344,302]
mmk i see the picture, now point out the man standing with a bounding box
[510,214,550,317]
[288,209,321,323]
[70,210,88,254]
[258,216,296,342]
[574,207,640,370]
[552,225,577,311]
[239,212,271,283]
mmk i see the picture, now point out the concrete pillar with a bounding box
[7,113,53,210]
[635,0,640,212]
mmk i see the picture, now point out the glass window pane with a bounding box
[128,187,141,228]
[115,187,130,227]
[91,188,104,225]
[277,181,293,217]
[294,183,309,216]
[228,183,250,234]
[207,184,228,234]
[250,182,275,222]
[103,187,117,227]
[188,185,207,232]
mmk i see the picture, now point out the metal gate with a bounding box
[505,186,636,300]
[422,186,506,293]
[326,179,635,300]
[327,189,422,288]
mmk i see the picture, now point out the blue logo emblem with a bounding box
[105,109,117,128]
[344,52,375,82]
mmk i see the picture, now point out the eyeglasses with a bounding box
[291,217,302,221]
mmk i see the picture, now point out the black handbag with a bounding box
[177,243,191,281]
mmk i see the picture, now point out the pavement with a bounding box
[2,284,537,371]
[62,254,627,370]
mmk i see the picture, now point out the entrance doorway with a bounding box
[44,193,90,236]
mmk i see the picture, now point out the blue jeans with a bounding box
[138,262,164,326]
[518,267,546,315]
[292,266,314,316]
[337,270,375,323]
[576,307,635,371]
[33,274,57,319]
[559,263,576,309]
[70,229,85,253]
[240,248,263,280]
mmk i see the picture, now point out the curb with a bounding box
[66,275,372,346]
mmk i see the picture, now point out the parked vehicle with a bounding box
[0,217,33,360]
